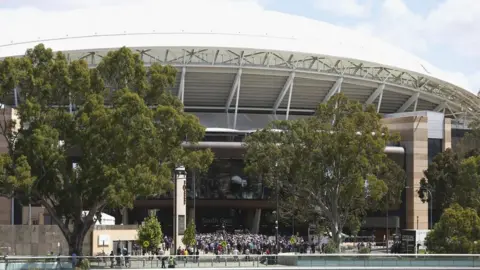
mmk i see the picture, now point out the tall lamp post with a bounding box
[424,188,433,229]
[274,162,279,254]
[192,170,197,254]
[405,186,434,229]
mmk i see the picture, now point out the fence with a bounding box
[1,254,480,269]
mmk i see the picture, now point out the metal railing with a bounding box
[1,254,480,269]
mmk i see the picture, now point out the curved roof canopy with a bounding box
[0,0,478,116]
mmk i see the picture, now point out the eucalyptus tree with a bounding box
[244,94,402,249]
[0,44,213,255]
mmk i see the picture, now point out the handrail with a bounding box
[2,253,480,259]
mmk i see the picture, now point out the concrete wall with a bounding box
[0,225,90,256]
[0,224,138,256]
[382,116,429,230]
[91,225,138,255]
[21,206,45,225]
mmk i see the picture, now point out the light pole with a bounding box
[386,192,389,254]
[193,170,197,254]
[424,188,433,229]
[173,168,177,254]
[275,162,279,254]
[405,186,433,229]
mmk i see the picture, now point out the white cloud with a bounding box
[425,0,480,58]
[344,0,480,92]
[313,0,372,18]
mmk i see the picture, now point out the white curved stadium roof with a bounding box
[0,0,478,116]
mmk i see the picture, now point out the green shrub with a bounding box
[358,247,371,254]
[323,242,338,253]
[78,258,90,270]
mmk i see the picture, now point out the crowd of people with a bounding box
[159,232,330,256]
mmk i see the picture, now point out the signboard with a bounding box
[201,217,233,225]
[401,230,418,253]
[183,181,186,205]
[178,215,186,235]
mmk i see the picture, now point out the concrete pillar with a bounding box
[187,208,195,224]
[252,209,261,234]
[121,208,128,225]
[443,118,452,150]
[382,116,429,229]
[173,166,187,252]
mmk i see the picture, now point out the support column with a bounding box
[121,208,128,225]
[382,116,429,229]
[173,166,187,253]
[251,209,261,234]
[187,208,195,224]
[443,118,452,150]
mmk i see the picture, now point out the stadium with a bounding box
[0,0,478,253]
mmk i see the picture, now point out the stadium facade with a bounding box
[0,1,478,241]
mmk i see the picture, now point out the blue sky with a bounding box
[0,0,478,92]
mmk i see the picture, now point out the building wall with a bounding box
[0,225,91,255]
[91,225,138,255]
[22,206,45,225]
[382,116,429,230]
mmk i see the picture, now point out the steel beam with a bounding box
[397,92,420,113]
[225,69,242,111]
[377,88,384,113]
[181,141,405,154]
[178,67,186,103]
[286,80,294,120]
[233,75,241,129]
[365,84,385,105]
[322,77,343,103]
[273,72,295,113]
[434,102,447,112]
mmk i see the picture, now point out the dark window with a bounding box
[428,138,443,164]
[451,129,469,150]
[187,159,263,200]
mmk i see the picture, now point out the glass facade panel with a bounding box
[187,159,263,200]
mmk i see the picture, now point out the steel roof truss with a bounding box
[233,74,241,129]
[178,67,186,103]
[365,84,385,106]
[377,88,384,113]
[286,79,294,120]
[212,50,219,65]
[433,102,447,112]
[322,77,343,103]
[68,47,480,116]
[397,92,420,113]
[273,72,295,113]
[225,69,243,111]
[263,52,271,66]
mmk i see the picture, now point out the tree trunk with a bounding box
[68,224,88,256]
[331,221,341,253]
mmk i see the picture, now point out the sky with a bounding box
[0,0,478,93]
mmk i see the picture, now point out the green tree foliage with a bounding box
[182,219,196,248]
[419,150,480,214]
[138,215,163,252]
[426,204,480,253]
[419,149,461,214]
[244,94,402,250]
[0,44,213,255]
